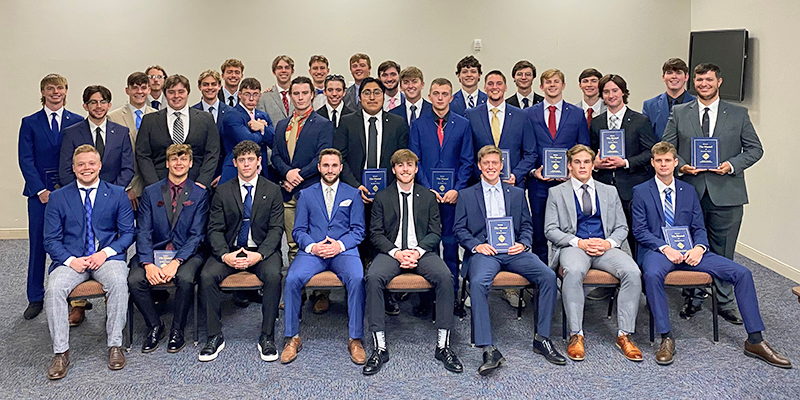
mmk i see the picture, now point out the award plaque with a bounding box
[486,217,515,253]
[432,169,454,197]
[44,169,61,191]
[499,149,511,180]
[543,148,568,179]
[362,168,387,199]
[691,137,719,170]
[662,226,694,254]
[600,129,626,158]
[153,250,178,268]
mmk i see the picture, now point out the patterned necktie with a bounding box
[401,192,410,249]
[237,184,253,247]
[134,110,142,131]
[409,105,417,124]
[548,105,557,139]
[281,91,290,115]
[437,118,444,146]
[50,112,59,135]
[522,98,530,109]
[581,184,592,215]
[152,100,160,110]
[664,188,674,227]
[228,96,235,107]
[586,107,594,129]
[81,188,95,256]
[286,114,303,162]
[609,114,619,130]
[468,94,475,109]
[325,186,334,218]
[172,112,184,144]
[702,107,710,137]
[171,185,181,213]
[367,116,378,168]
[95,127,105,159]
[490,108,501,146]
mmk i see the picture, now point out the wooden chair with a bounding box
[302,271,345,320]
[386,273,436,322]
[67,280,132,350]
[556,267,620,340]
[126,281,199,350]
[647,270,718,343]
[793,286,800,304]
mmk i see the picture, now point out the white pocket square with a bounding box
[339,199,352,207]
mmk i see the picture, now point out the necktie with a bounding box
[581,184,592,215]
[668,98,676,112]
[209,106,216,123]
[367,116,378,168]
[489,187,502,217]
[468,94,475,109]
[548,105,557,139]
[152,100,160,110]
[401,192,410,249]
[325,186,334,218]
[94,127,105,159]
[437,118,444,146]
[331,109,338,127]
[171,185,181,213]
[317,89,324,96]
[409,105,417,124]
[389,97,397,110]
[609,114,619,130]
[702,107,710,137]
[249,110,255,121]
[281,91,290,115]
[586,107,594,129]
[172,112,184,144]
[134,110,142,131]
[522,98,530,109]
[237,184,253,247]
[664,188,674,227]
[81,188,95,256]
[490,108,501,146]
[228,96,235,107]
[287,114,301,162]
[50,112,59,135]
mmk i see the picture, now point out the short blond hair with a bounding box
[651,141,678,158]
[308,55,329,67]
[221,59,244,73]
[540,69,565,85]
[390,149,419,166]
[566,144,596,162]
[166,143,193,160]
[40,73,68,105]
[399,66,424,82]
[198,69,221,86]
[349,53,371,69]
[73,144,99,162]
[477,145,503,163]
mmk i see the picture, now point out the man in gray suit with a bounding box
[343,53,371,111]
[544,144,642,362]
[663,63,763,324]
[257,55,295,124]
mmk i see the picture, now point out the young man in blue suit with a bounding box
[642,58,695,140]
[219,59,244,107]
[390,66,432,127]
[281,148,367,366]
[128,144,209,354]
[632,142,791,369]
[43,144,135,379]
[453,145,563,374]
[18,73,83,319]
[192,70,232,186]
[450,56,487,117]
[219,77,274,184]
[409,77,473,318]
[526,68,591,263]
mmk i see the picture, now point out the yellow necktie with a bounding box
[490,108,501,146]
[286,115,301,162]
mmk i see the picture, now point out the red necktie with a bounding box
[586,108,593,129]
[437,118,444,146]
[548,105,557,139]
[281,91,289,115]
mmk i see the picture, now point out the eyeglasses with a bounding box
[325,74,344,82]
[148,75,165,80]
[240,92,260,99]
[361,89,383,98]
[85,100,110,106]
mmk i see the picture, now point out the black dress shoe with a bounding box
[679,300,702,319]
[199,334,225,362]
[586,287,616,301]
[362,349,390,375]
[435,346,463,373]
[232,292,250,308]
[384,295,400,316]
[166,328,185,353]
[478,347,505,376]
[453,301,467,319]
[24,301,43,320]
[412,301,433,318]
[718,308,743,325]
[142,321,165,353]
[258,334,278,362]
[533,335,567,365]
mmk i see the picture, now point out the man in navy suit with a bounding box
[506,60,544,109]
[219,59,244,107]
[18,73,83,319]
[642,58,696,140]
[281,148,367,366]
[219,77,274,184]
[453,145,563,374]
[450,56,487,117]
[43,145,134,379]
[128,144,208,354]
[409,77,473,318]
[379,60,404,111]
[390,66,433,127]
[526,68,591,263]
[632,142,791,369]
[192,69,232,186]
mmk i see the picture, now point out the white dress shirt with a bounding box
[305,179,347,253]
[543,99,564,131]
[487,101,507,132]
[166,105,190,143]
[238,175,259,248]
[362,110,384,167]
[87,119,108,149]
[404,98,423,125]
[516,92,536,108]
[127,103,146,117]
[389,183,424,257]
[222,87,238,106]
[63,179,117,267]
[461,89,480,110]
[567,177,618,248]
[655,177,677,252]
[581,98,605,116]
[202,99,221,123]
[325,102,345,126]
[147,93,165,109]
[698,98,720,137]
[481,179,506,218]
[383,92,402,111]
[44,105,64,129]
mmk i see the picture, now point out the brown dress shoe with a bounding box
[348,339,366,365]
[656,337,675,365]
[281,336,302,364]
[567,334,585,361]
[313,293,330,314]
[46,351,70,380]
[744,340,792,369]
[68,306,86,327]
[616,334,643,362]
[108,346,126,370]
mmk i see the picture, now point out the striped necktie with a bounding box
[664,188,674,227]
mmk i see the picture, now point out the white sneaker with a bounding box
[502,289,526,308]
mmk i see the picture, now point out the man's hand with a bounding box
[311,238,334,259]
[710,161,732,175]
[605,156,626,168]
[248,119,267,133]
[286,169,303,186]
[533,166,553,182]
[594,157,611,170]
[679,165,699,176]
[86,251,108,270]
[358,185,373,203]
[684,246,705,266]
[662,246,685,264]
[502,174,516,186]
[475,243,497,256]
[196,183,206,190]
[161,259,180,282]
[507,242,525,255]
[126,189,139,210]
[442,189,458,204]
[38,190,51,204]
[211,176,221,188]
[241,249,262,267]
[281,180,296,192]
[399,249,420,268]
[69,257,89,273]
[144,263,165,285]
[263,87,274,93]
[579,238,609,256]
[222,250,243,268]
[430,189,444,203]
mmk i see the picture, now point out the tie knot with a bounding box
[410,105,417,112]
[95,127,101,134]
[174,111,181,118]
[548,105,557,112]
[401,192,410,198]
[369,116,377,123]
[209,106,215,112]
[581,183,589,191]
[469,95,474,100]
[243,183,253,193]
[81,187,94,194]
[704,107,710,112]
[134,110,142,117]
[491,107,500,115]
[665,187,672,195]
[51,112,57,118]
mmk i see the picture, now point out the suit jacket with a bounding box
[506,92,544,109]
[18,108,83,197]
[450,89,487,117]
[544,180,629,268]
[43,180,134,273]
[662,100,763,206]
[108,104,157,196]
[136,108,220,188]
[343,84,362,112]
[192,101,232,178]
[409,110,474,190]
[316,103,356,128]
[256,84,295,125]
[589,108,657,201]
[217,89,238,107]
[631,178,709,264]
[221,104,274,178]
[59,120,134,188]
[208,175,284,260]
[272,111,334,201]
[642,91,696,140]
[453,181,533,277]
[370,183,442,254]
[388,99,433,127]
[465,104,537,187]
[334,110,409,188]
[292,181,365,257]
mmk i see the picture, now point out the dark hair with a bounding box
[233,140,261,159]
[456,55,482,75]
[163,74,191,93]
[127,72,149,87]
[430,77,453,91]
[324,74,346,90]
[662,58,689,75]
[239,77,261,92]
[358,77,386,97]
[378,60,401,75]
[598,74,630,104]
[145,65,167,77]
[511,60,536,78]
[485,70,506,84]
[308,55,329,68]
[289,76,314,93]
[318,148,342,164]
[694,62,721,79]
[82,85,112,104]
[578,68,602,83]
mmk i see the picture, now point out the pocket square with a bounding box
[338,199,352,207]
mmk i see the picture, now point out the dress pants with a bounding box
[558,247,641,334]
[284,252,364,339]
[365,253,454,332]
[282,198,299,264]
[526,179,559,264]
[26,196,47,302]
[358,203,375,267]
[128,253,204,330]
[200,251,283,337]
[642,250,764,335]
[620,198,638,261]
[45,261,129,353]
[469,252,557,347]
[439,203,460,295]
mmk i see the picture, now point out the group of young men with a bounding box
[18,53,792,380]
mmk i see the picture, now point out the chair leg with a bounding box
[532,286,539,337]
[607,288,617,319]
[126,297,134,352]
[193,284,199,346]
[517,289,523,320]
[711,284,719,343]
[561,296,567,340]
[648,299,654,343]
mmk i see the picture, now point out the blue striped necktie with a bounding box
[81,188,95,256]
[664,188,674,227]
[237,184,253,247]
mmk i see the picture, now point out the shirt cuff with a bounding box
[37,189,47,196]
[624,159,630,169]
[726,161,735,174]
[337,240,346,252]
[388,248,399,257]
[569,238,580,248]
[696,244,708,252]
[607,238,619,249]
[102,247,117,258]
[304,243,314,254]
[658,244,669,253]
[64,256,76,268]
[412,247,426,257]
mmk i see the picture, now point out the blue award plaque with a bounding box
[691,137,719,170]
[543,148,568,179]
[153,250,177,268]
[362,168,386,199]
[44,169,61,191]
[499,149,511,180]
[600,129,626,158]
[662,226,694,254]
[486,217,515,253]
[432,169,454,197]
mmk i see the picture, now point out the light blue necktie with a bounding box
[664,188,674,227]
[134,110,142,130]
[81,188,95,256]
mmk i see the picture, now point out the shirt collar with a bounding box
[204,99,220,111]
[88,118,107,134]
[167,104,188,116]
[488,101,506,114]
[169,178,186,191]
[148,93,164,102]
[292,107,313,120]
[77,179,100,191]
[408,97,423,110]
[385,92,402,102]
[321,178,340,193]
[328,101,344,114]
[609,105,627,121]
[545,99,564,110]
[396,182,413,195]
[669,91,686,104]
[481,178,502,193]
[222,87,238,99]
[654,176,676,195]
[570,177,595,192]
[237,175,258,189]
[44,105,64,118]
[699,97,720,114]
[127,102,146,114]
[517,92,533,104]
[362,109,383,122]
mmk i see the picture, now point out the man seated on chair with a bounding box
[544,144,642,362]
[43,144,135,380]
[281,148,367,366]
[362,149,463,375]
[453,145,563,375]
[128,144,209,354]
[632,141,791,368]
[198,140,284,362]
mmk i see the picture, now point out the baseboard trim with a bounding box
[0,229,27,240]
[737,242,800,284]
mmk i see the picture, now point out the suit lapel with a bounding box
[687,101,704,138]
[555,104,571,139]
[67,185,85,233]
[503,185,512,217]
[656,93,668,125]
[562,184,577,231]
[474,185,487,218]
[713,101,729,138]
[250,177,268,223]
[597,184,610,227]
[499,108,514,145]
[380,115,393,166]
[121,107,136,134]
[314,184,331,222]
[186,109,199,143]
[38,110,59,146]
[270,87,286,118]
[171,182,193,230]
[648,180,665,226]
[160,182,174,225]
[357,113,367,162]
[92,182,109,235]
